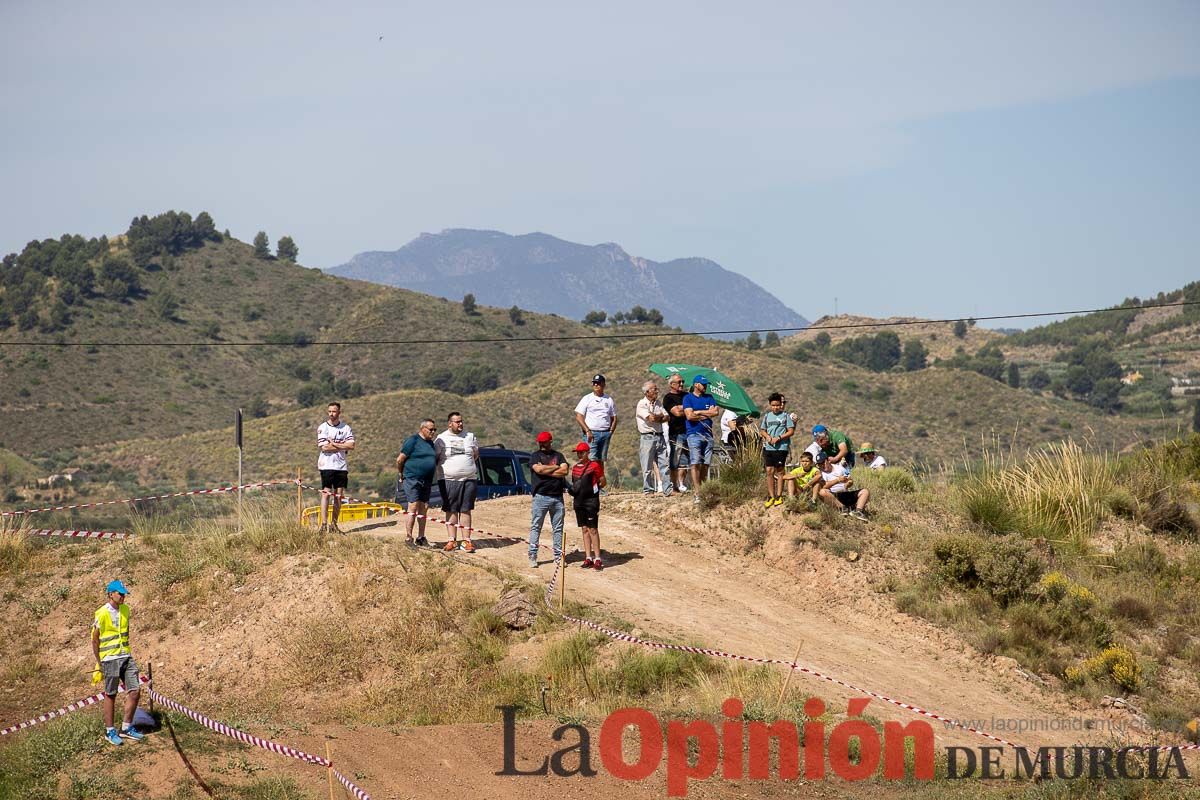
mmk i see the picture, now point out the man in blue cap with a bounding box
[682,375,721,500]
[91,579,145,746]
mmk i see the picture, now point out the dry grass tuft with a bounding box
[0,528,33,573]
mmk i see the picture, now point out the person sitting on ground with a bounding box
[812,424,855,469]
[396,418,438,546]
[781,451,822,505]
[814,451,870,520]
[859,442,887,470]
[91,579,145,747]
[757,392,794,508]
[570,441,607,570]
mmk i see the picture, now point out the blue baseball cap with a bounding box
[694,375,709,386]
[106,579,129,595]
[812,424,828,436]
[814,451,828,464]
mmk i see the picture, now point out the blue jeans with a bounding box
[639,433,672,494]
[687,433,714,465]
[587,430,612,461]
[529,494,564,562]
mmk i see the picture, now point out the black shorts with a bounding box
[320,469,348,490]
[399,476,432,504]
[440,479,477,513]
[573,498,600,528]
[834,490,861,508]
[763,450,788,468]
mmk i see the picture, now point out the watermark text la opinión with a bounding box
[496,699,1189,796]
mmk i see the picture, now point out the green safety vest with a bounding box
[94,603,130,660]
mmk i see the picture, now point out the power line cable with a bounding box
[0,300,1196,348]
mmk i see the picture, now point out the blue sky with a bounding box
[2,1,1197,326]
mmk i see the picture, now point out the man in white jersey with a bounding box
[435,411,480,552]
[575,374,618,465]
[316,402,355,533]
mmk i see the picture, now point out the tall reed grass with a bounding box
[958,441,1120,552]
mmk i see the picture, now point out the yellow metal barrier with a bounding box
[301,501,404,526]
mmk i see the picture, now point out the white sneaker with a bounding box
[677,484,690,493]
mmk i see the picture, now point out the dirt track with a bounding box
[435,495,1139,751]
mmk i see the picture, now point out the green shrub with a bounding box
[873,467,916,493]
[930,534,982,586]
[975,537,1043,606]
[1113,540,1172,577]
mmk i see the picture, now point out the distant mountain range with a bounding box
[328,229,809,336]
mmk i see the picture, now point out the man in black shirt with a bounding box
[662,374,690,493]
[528,431,568,568]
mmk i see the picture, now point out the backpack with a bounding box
[567,464,597,499]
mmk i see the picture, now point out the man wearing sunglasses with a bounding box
[91,579,145,746]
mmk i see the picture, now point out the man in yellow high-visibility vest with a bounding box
[91,579,144,746]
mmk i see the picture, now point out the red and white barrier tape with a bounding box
[146,687,371,799]
[0,676,371,797]
[20,528,131,540]
[0,479,298,518]
[0,689,109,736]
[0,676,146,737]
[537,563,1034,750]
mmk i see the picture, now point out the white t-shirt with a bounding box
[866,455,888,470]
[435,430,479,480]
[804,441,822,460]
[820,463,851,492]
[635,397,666,435]
[575,393,616,431]
[317,421,354,471]
[720,409,737,443]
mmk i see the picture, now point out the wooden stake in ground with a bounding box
[558,535,567,610]
[147,661,154,714]
[325,741,335,800]
[296,468,303,524]
[775,640,805,712]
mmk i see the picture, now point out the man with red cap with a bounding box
[528,430,568,568]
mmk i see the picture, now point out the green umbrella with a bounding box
[648,363,760,418]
